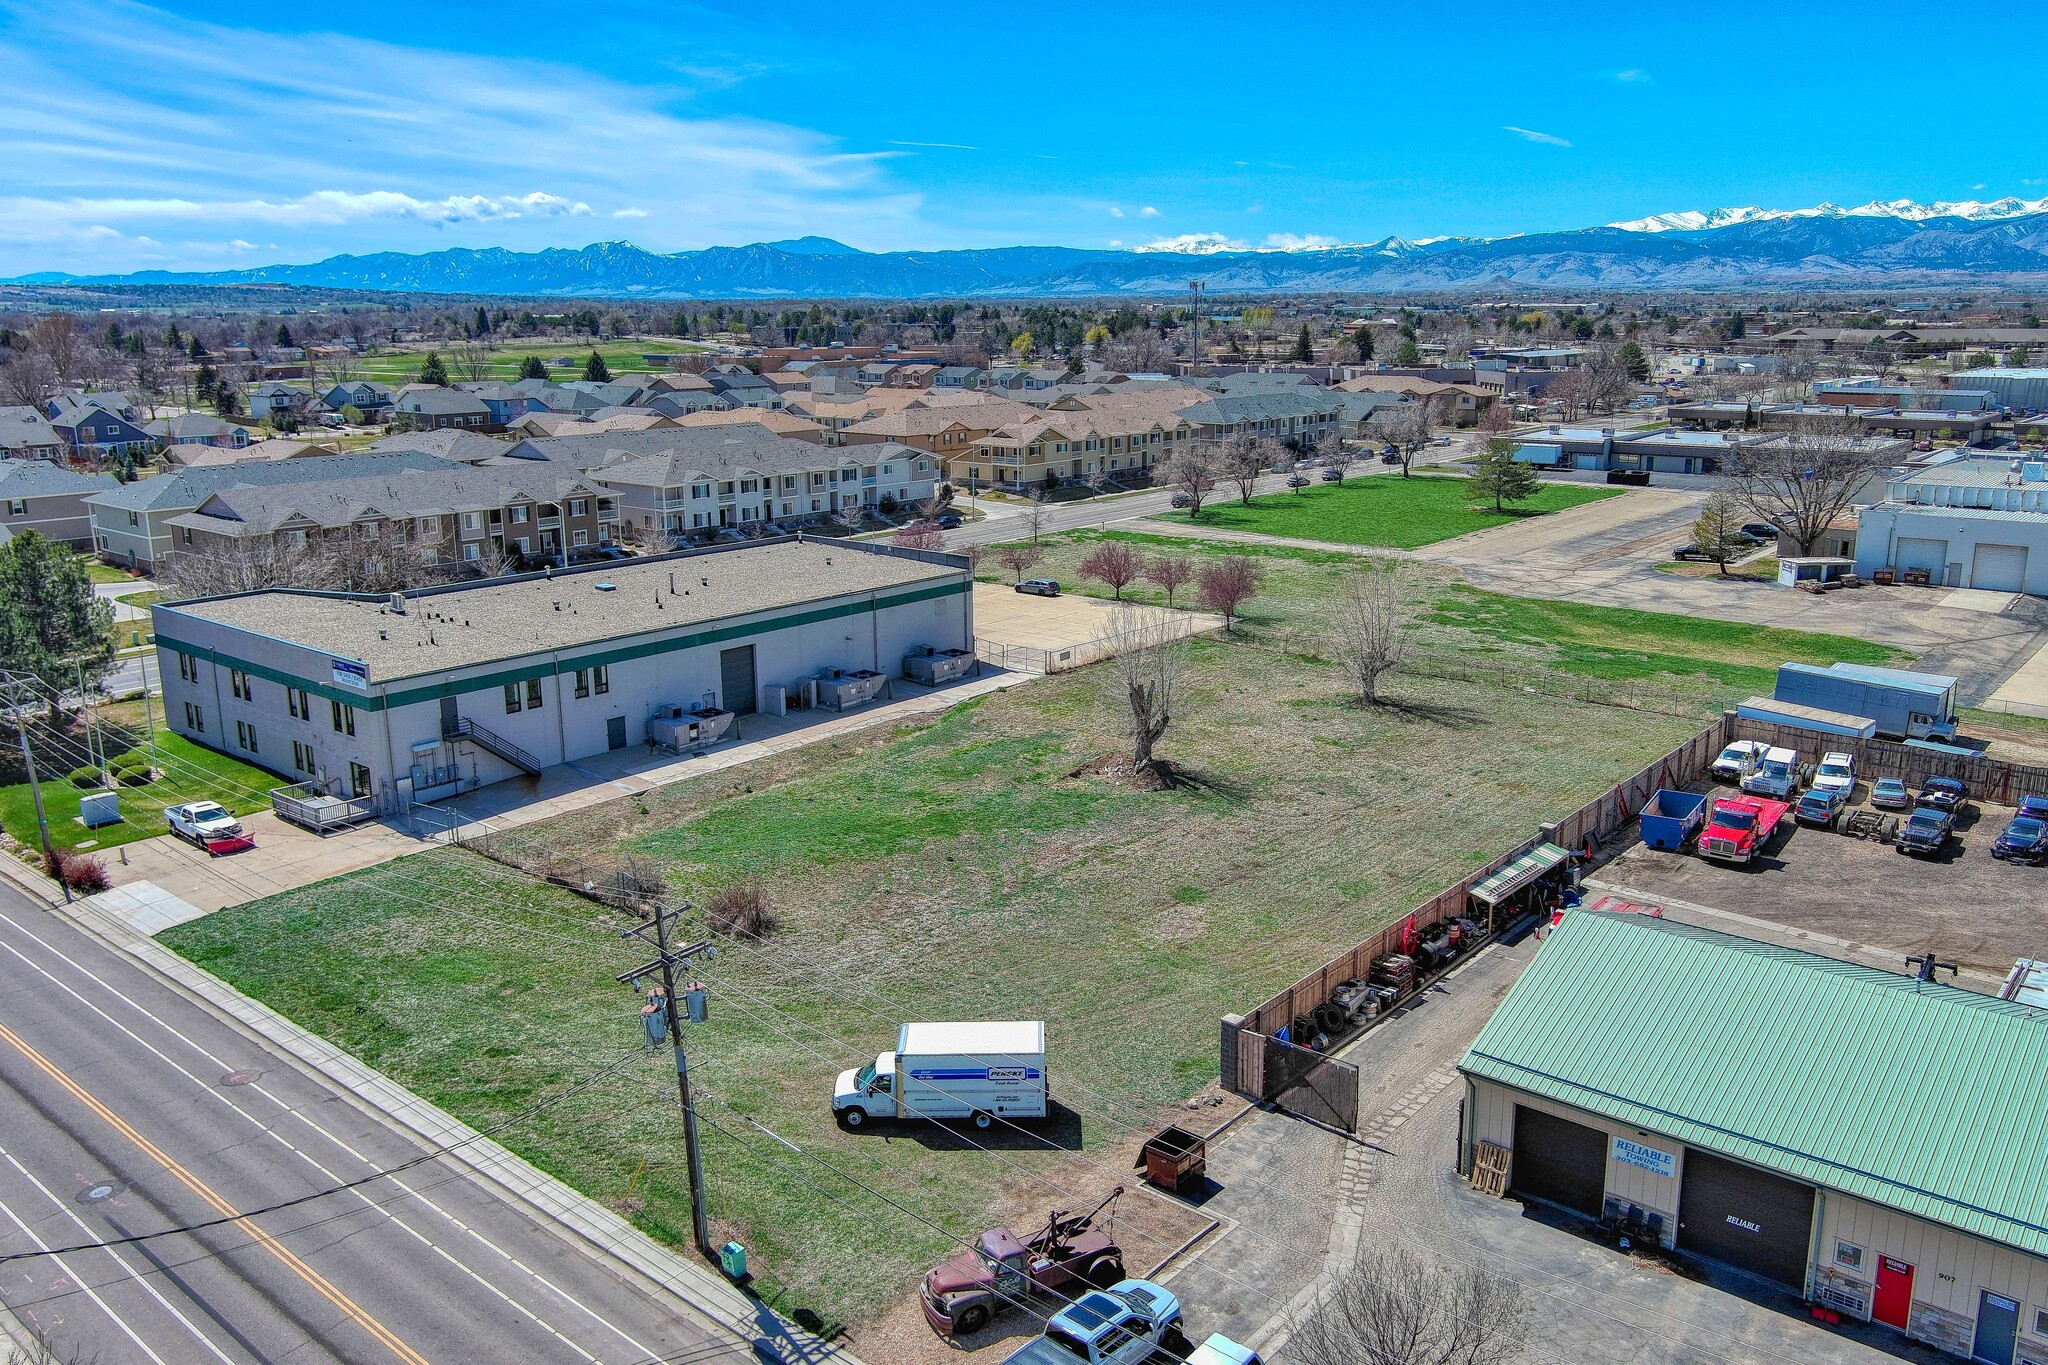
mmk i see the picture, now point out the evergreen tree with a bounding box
[418,352,450,386]
[275,322,294,349]
[104,322,124,350]
[671,310,690,337]
[1392,339,1421,366]
[475,306,491,336]
[1352,327,1374,363]
[518,355,548,380]
[187,335,208,361]
[1614,341,1651,382]
[1468,438,1542,513]
[213,383,243,418]
[1291,324,1315,362]
[164,321,182,349]
[0,532,115,707]
[193,362,219,404]
[582,350,612,383]
[1726,312,1746,340]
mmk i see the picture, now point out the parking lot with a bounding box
[1596,780,2041,980]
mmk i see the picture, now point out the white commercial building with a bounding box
[1853,456,2048,595]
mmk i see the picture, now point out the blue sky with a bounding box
[2,0,2043,274]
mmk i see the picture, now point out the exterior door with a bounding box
[606,715,627,751]
[719,645,757,716]
[1971,544,2029,593]
[1973,1289,2020,1365]
[1508,1106,1607,1218]
[440,696,458,736]
[1873,1256,1914,1331]
[1676,1148,1815,1288]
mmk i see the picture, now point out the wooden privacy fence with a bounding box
[1727,715,2048,806]
[1542,721,1734,857]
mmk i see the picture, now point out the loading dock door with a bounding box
[1676,1148,1815,1288]
[1508,1106,1607,1218]
[1971,544,2029,594]
[1897,537,1949,578]
[719,645,757,716]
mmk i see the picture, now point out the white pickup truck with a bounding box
[165,801,243,846]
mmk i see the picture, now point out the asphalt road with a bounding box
[0,886,748,1365]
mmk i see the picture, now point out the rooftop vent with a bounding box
[595,581,617,592]
[389,591,406,614]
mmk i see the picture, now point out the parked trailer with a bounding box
[1734,696,1878,741]
[1773,662,1958,742]
[833,1021,1048,1130]
[1638,789,1707,851]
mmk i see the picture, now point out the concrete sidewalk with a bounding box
[41,882,859,1364]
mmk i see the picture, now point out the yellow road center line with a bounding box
[0,1019,432,1365]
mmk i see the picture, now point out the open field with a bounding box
[166,618,1706,1336]
[351,338,708,386]
[1150,474,1619,549]
[0,709,274,854]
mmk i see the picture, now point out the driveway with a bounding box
[96,808,420,914]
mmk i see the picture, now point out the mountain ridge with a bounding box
[15,199,2048,298]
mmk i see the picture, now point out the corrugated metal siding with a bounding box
[1460,913,2048,1256]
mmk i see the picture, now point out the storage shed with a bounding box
[1460,913,2048,1364]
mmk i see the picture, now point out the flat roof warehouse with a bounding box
[156,539,968,683]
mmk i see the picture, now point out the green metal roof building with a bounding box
[1459,912,2048,1364]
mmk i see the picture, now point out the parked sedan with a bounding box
[1015,578,1062,597]
[1919,777,1967,812]
[1870,777,1913,810]
[1993,814,2048,864]
[2017,794,2048,821]
[1739,522,1780,541]
[1896,806,1955,857]
[936,513,963,529]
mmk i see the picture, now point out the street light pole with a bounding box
[619,904,715,1255]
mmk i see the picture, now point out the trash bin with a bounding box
[719,1241,748,1280]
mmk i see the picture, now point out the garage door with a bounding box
[1972,543,2029,594]
[1677,1148,1815,1287]
[1509,1106,1607,1217]
[1897,536,1949,578]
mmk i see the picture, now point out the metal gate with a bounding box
[719,645,757,715]
[1677,1148,1815,1287]
[1261,1035,1358,1132]
[1508,1106,1607,1217]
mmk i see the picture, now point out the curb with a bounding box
[39,893,861,1364]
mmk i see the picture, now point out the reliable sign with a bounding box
[1612,1137,1677,1179]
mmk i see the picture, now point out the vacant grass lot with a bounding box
[353,339,707,385]
[0,726,273,853]
[1150,474,1619,549]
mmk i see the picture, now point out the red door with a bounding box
[1874,1255,1914,1331]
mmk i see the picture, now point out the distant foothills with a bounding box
[15,198,2048,299]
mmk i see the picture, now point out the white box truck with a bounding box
[833,1021,1047,1131]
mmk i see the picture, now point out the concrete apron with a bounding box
[33,882,860,1365]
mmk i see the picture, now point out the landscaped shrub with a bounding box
[68,765,103,789]
[47,850,110,893]
[115,762,156,786]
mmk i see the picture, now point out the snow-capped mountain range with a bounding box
[14,197,2048,297]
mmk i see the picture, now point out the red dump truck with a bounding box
[1698,794,1790,864]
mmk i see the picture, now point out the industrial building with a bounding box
[1462,913,2048,1364]
[1853,456,2048,594]
[1952,368,2048,412]
[151,538,973,810]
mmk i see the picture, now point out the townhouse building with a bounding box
[0,461,120,549]
[45,393,156,458]
[0,407,64,461]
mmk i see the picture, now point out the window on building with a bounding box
[416,516,437,535]
[349,762,371,798]
[235,720,258,753]
[229,669,249,700]
[293,740,315,775]
[525,678,543,710]
[128,510,139,527]
[1833,1242,1864,1271]
[287,687,307,719]
[510,506,529,524]
[569,498,587,517]
[6,500,23,516]
[331,699,355,736]
[181,527,192,545]
[574,669,589,699]
[463,543,480,561]
[572,529,587,546]
[2034,1306,2048,1339]
[593,664,609,695]
[178,653,194,683]
[462,511,480,531]
[183,702,204,733]
[504,682,522,714]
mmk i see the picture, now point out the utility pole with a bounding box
[618,904,716,1255]
[1188,280,1205,373]
[0,672,66,902]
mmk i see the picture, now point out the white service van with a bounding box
[833,1021,1048,1130]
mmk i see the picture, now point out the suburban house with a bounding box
[457,382,537,426]
[46,393,156,457]
[148,413,251,449]
[0,460,120,549]
[246,382,315,421]
[955,389,1210,490]
[160,461,621,570]
[87,450,449,569]
[934,366,985,390]
[321,380,396,419]
[670,409,830,444]
[0,407,66,460]
[151,539,973,808]
[394,386,496,432]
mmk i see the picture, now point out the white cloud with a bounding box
[1139,206,1159,218]
[0,189,593,231]
[1133,232,1242,254]
[1503,125,1572,147]
[1263,233,1339,250]
[1108,206,1125,218]
[612,207,650,218]
[1614,69,1652,83]
[887,140,977,151]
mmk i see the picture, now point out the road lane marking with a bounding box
[0,1147,236,1364]
[0,906,663,1363]
[0,1019,432,1365]
[0,1184,173,1365]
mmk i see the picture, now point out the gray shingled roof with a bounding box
[85,450,450,513]
[174,462,606,536]
[0,408,62,451]
[0,460,119,498]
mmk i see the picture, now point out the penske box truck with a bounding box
[833,1021,1047,1130]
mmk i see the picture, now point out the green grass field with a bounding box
[0,725,274,854]
[352,339,708,386]
[1150,474,1620,549]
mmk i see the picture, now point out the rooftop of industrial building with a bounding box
[1893,455,2048,489]
[1462,912,2048,1256]
[157,539,964,682]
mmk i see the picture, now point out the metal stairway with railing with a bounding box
[442,716,544,776]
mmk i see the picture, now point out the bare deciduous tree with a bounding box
[1096,606,1187,775]
[1197,555,1264,631]
[1330,561,1410,704]
[452,337,497,383]
[1284,1244,1526,1365]
[1078,541,1143,600]
[1543,367,1595,422]
[1022,489,1050,546]
[1732,417,1888,556]
[1142,554,1194,607]
[996,544,1044,582]
[893,519,944,551]
[1367,403,1430,477]
[1158,445,1217,518]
